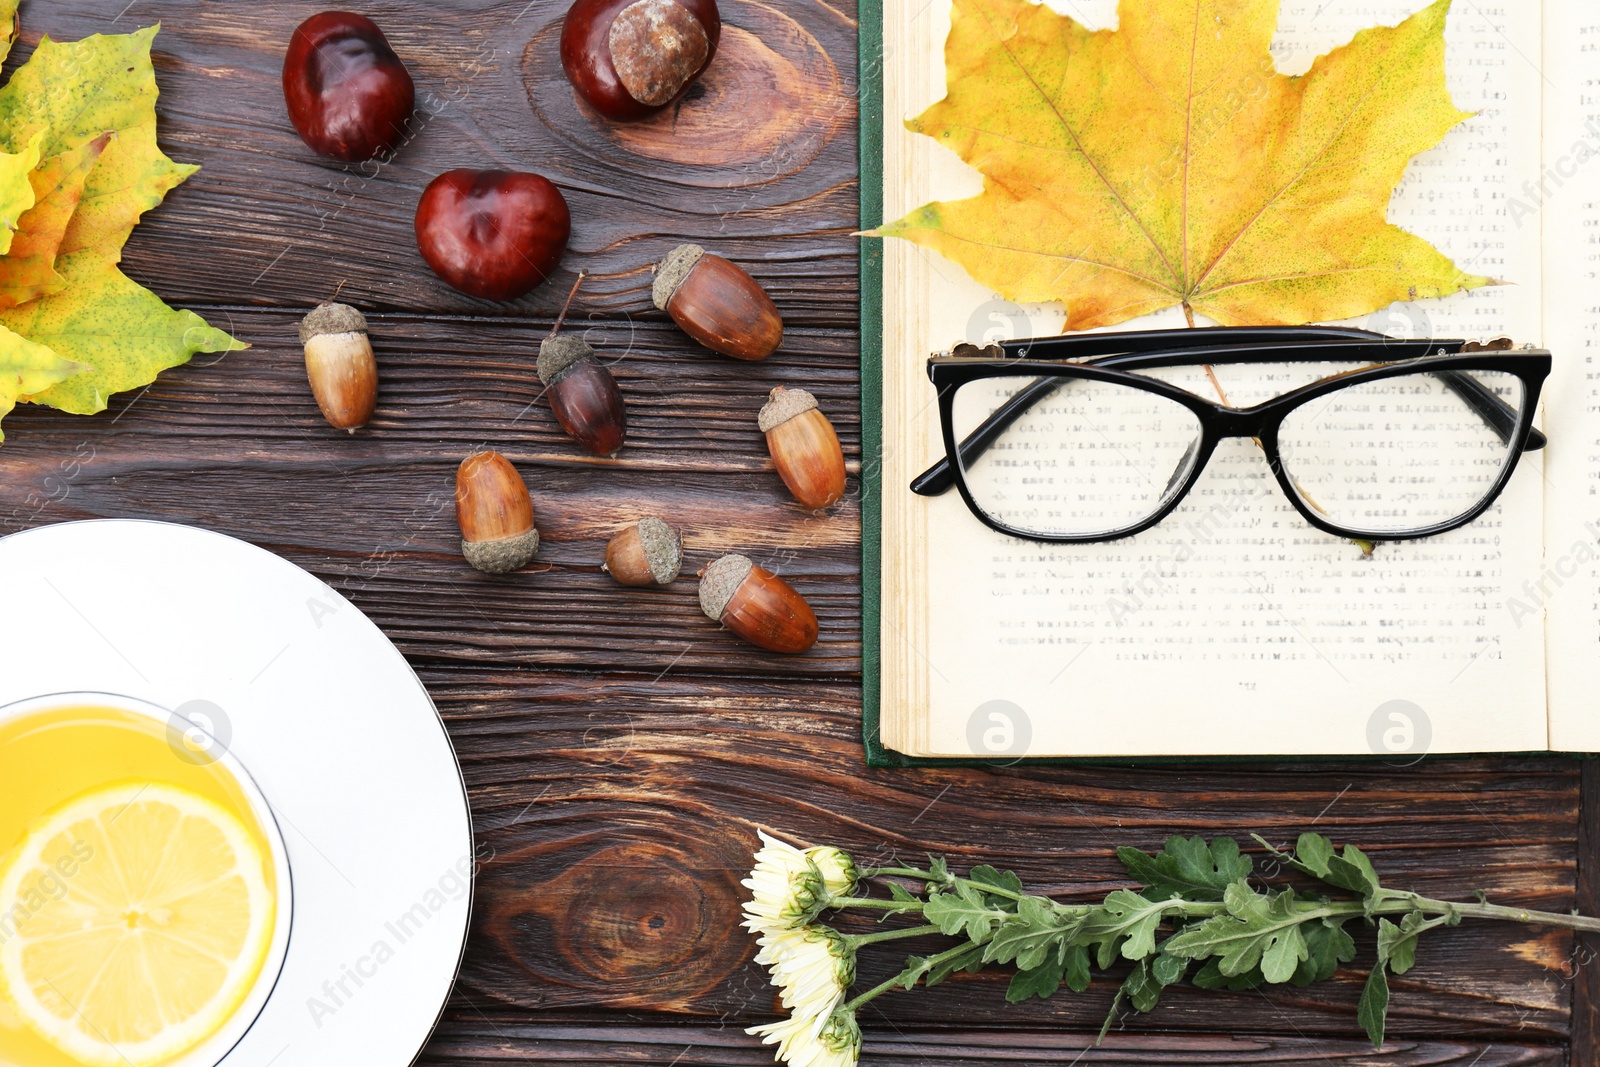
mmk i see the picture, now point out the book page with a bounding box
[1540,6,1600,751]
[880,0,1549,757]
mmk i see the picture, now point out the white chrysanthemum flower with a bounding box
[749,1005,860,1067]
[744,832,856,936]
[805,846,857,898]
[756,925,855,1019]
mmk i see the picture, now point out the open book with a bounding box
[863,0,1600,761]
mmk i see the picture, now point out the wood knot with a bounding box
[467,817,752,1010]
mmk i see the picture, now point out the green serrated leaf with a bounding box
[1292,833,1336,878]
[1005,953,1065,1002]
[924,882,1001,943]
[1191,958,1264,991]
[1283,834,1383,899]
[1357,964,1390,1048]
[1162,884,1308,983]
[927,855,951,886]
[896,955,928,991]
[1119,836,1254,903]
[1293,917,1356,987]
[1151,952,1187,987]
[1377,911,1429,976]
[879,881,924,920]
[969,865,1025,897]
[929,943,986,986]
[1081,889,1169,966]
[1325,846,1381,900]
[984,896,1069,969]
[1062,943,1092,992]
[1120,958,1163,1014]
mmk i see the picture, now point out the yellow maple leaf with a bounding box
[0,27,197,265]
[10,247,244,416]
[0,133,110,308]
[874,0,1491,330]
[0,323,84,440]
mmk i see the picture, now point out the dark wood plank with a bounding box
[1572,758,1600,1064]
[414,1020,1564,1065]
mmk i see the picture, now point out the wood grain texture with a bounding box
[0,1,1590,1064]
[416,1020,1564,1065]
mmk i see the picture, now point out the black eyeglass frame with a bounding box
[924,337,1551,544]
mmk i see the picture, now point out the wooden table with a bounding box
[0,2,1594,1064]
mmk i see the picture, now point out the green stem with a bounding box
[830,896,920,911]
[843,941,977,1012]
[847,924,941,947]
[1394,892,1600,934]
[862,866,940,881]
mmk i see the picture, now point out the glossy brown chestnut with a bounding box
[283,12,415,162]
[415,169,571,301]
[653,243,782,360]
[698,554,818,653]
[604,516,683,586]
[456,452,540,574]
[759,386,846,510]
[561,0,720,121]
[537,273,627,455]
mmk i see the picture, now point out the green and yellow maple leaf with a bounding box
[0,26,197,264]
[0,21,245,430]
[874,0,1490,330]
[0,0,18,67]
[10,248,244,415]
[0,133,110,308]
[0,323,84,440]
[0,129,43,257]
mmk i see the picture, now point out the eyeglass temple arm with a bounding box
[1435,369,1546,451]
[912,338,1544,498]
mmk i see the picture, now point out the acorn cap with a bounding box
[461,529,541,574]
[537,334,595,384]
[758,386,818,433]
[698,553,753,620]
[651,243,705,310]
[299,302,368,343]
[634,516,683,584]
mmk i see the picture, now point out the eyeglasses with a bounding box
[912,326,1551,544]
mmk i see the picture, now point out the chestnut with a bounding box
[415,169,571,301]
[561,0,720,121]
[283,11,415,162]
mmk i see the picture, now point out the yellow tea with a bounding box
[0,702,279,1067]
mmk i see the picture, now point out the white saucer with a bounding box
[0,520,474,1066]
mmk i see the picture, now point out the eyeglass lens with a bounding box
[950,366,1527,539]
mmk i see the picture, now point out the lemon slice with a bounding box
[0,782,275,1067]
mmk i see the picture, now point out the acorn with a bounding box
[698,554,818,653]
[759,386,845,510]
[539,273,626,456]
[603,516,683,587]
[652,243,782,361]
[455,452,540,574]
[299,302,377,432]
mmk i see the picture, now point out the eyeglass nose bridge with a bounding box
[1207,403,1271,440]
